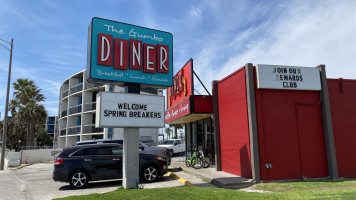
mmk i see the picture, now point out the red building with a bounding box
[213,63,356,182]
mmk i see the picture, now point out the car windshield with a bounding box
[163,140,175,145]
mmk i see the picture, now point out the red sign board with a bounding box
[167,59,193,109]
[165,97,191,123]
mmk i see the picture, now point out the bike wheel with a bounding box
[192,157,202,169]
[201,156,211,168]
[185,155,191,167]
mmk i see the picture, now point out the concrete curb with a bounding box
[171,165,254,189]
[166,171,195,187]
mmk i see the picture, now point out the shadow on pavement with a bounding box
[59,180,122,190]
[168,167,183,173]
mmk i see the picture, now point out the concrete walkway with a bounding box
[170,156,254,189]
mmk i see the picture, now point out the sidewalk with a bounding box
[170,156,254,189]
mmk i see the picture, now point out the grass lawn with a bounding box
[55,179,356,200]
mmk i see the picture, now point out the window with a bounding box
[111,146,123,155]
[78,96,82,105]
[89,147,112,156]
[77,116,81,126]
[71,148,89,157]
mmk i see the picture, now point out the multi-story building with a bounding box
[44,116,58,146]
[57,70,160,148]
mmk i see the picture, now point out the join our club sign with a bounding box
[256,64,321,91]
[87,17,173,88]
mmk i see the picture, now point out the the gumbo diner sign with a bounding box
[87,17,173,88]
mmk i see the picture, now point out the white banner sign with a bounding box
[256,64,321,90]
[96,92,165,128]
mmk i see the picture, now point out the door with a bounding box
[86,146,121,181]
[296,105,328,179]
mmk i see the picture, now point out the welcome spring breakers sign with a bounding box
[96,92,165,128]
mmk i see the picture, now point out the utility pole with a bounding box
[0,38,13,170]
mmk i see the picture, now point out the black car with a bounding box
[52,143,167,189]
[76,139,171,165]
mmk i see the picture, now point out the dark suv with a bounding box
[52,143,167,189]
[76,139,171,165]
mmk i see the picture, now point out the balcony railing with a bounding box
[85,83,104,90]
[61,110,67,118]
[60,129,66,136]
[83,124,104,134]
[70,83,83,95]
[83,102,96,112]
[69,105,82,115]
[62,89,69,99]
[68,126,81,135]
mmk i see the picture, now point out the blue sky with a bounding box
[0,0,356,117]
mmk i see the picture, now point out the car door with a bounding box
[110,145,123,178]
[176,140,183,153]
[85,146,121,181]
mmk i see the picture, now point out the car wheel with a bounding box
[69,170,89,189]
[141,165,159,183]
[169,149,174,157]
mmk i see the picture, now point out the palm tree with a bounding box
[13,78,45,105]
[164,127,172,140]
[18,102,47,147]
[11,78,47,147]
[172,124,183,139]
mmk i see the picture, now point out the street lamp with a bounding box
[0,38,13,170]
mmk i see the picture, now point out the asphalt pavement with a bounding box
[0,162,216,200]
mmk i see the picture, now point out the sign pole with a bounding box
[0,39,13,170]
[122,83,140,189]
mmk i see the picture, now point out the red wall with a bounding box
[328,79,356,178]
[194,96,213,113]
[218,67,252,178]
[255,87,328,180]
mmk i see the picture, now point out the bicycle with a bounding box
[185,148,202,169]
[199,149,211,168]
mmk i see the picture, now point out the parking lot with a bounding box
[0,162,215,200]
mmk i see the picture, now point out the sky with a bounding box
[0,0,356,117]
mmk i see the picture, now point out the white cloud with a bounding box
[219,1,356,79]
[189,6,202,20]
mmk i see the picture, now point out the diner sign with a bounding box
[87,17,173,88]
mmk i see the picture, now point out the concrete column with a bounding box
[212,80,222,171]
[317,65,339,179]
[245,63,261,183]
[123,128,140,189]
[122,82,140,189]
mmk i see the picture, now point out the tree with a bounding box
[35,125,53,146]
[17,102,47,147]
[171,124,183,139]
[8,78,47,147]
[13,78,45,105]
[164,127,172,139]
[0,118,26,150]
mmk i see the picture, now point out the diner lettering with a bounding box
[98,33,169,74]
